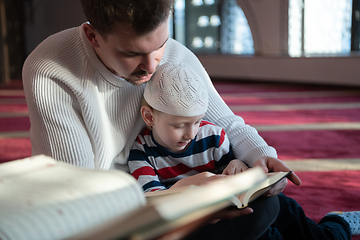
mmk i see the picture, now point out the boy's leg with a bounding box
[258,193,351,240]
[185,195,280,240]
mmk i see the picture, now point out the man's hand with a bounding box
[254,156,302,196]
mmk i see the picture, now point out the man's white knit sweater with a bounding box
[22,23,277,171]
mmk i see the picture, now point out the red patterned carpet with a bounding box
[1,80,360,238]
[216,81,360,239]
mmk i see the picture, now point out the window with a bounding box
[173,0,356,56]
[351,0,360,50]
[185,0,221,53]
[173,0,254,54]
[289,0,353,56]
[220,0,254,54]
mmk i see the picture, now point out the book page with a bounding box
[145,186,190,199]
[0,155,146,240]
[145,170,270,209]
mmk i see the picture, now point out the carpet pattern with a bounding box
[216,81,360,239]
[1,80,360,238]
[0,83,31,163]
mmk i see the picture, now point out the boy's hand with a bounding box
[222,159,249,175]
[170,171,228,189]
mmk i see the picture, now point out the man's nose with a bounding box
[139,52,157,74]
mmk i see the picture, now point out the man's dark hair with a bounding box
[80,0,174,37]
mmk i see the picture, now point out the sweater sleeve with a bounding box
[22,52,96,168]
[162,39,278,167]
[22,28,97,168]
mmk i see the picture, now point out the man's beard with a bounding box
[125,68,158,86]
[124,71,150,85]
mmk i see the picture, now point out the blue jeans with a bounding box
[258,193,351,240]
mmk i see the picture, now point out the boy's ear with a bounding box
[140,106,155,127]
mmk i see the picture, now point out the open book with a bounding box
[146,171,291,209]
[0,155,268,240]
[233,171,291,208]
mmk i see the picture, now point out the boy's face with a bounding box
[84,20,169,86]
[152,112,205,153]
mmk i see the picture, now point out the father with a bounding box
[22,0,300,239]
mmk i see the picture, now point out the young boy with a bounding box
[128,61,248,192]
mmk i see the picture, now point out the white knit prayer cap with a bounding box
[144,61,209,117]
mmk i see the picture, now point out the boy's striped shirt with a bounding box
[128,121,236,192]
